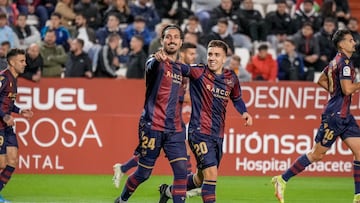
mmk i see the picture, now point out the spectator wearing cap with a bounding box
[129,0,160,32]
[40,12,71,51]
[292,22,325,80]
[0,13,16,48]
[125,35,146,79]
[123,15,153,54]
[246,43,278,82]
[292,0,322,32]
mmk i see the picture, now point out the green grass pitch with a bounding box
[2,174,354,202]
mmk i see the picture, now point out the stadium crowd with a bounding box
[0,0,356,82]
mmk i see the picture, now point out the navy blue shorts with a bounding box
[315,114,360,147]
[188,129,223,170]
[137,120,187,167]
[0,127,18,154]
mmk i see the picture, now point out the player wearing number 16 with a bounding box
[272,29,360,203]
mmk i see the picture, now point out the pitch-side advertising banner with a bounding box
[14,79,358,176]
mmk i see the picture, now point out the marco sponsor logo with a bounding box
[16,87,97,111]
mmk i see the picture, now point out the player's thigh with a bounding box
[137,126,163,167]
[163,130,187,161]
[188,133,223,170]
[341,115,360,159]
[315,114,346,147]
[343,137,360,160]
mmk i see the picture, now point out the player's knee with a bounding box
[202,166,218,180]
[7,157,18,168]
[171,160,187,178]
[134,166,152,183]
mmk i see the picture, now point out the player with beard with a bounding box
[114,24,188,203]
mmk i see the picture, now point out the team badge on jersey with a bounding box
[343,66,351,76]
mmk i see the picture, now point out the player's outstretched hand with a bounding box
[20,109,34,120]
[154,49,168,62]
[242,112,253,126]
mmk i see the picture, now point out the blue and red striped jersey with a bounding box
[0,69,20,129]
[183,64,247,137]
[323,52,355,117]
[143,57,184,132]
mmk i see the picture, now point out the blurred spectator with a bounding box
[318,0,337,24]
[181,15,203,37]
[54,0,76,29]
[228,54,252,82]
[208,0,240,33]
[0,13,15,48]
[0,0,17,25]
[42,0,57,17]
[334,0,350,25]
[154,0,192,25]
[98,0,112,19]
[148,22,168,55]
[123,15,153,55]
[277,38,305,80]
[40,29,67,77]
[16,0,48,29]
[74,0,101,30]
[184,31,207,64]
[191,0,221,33]
[12,14,41,50]
[21,43,43,82]
[96,13,124,46]
[41,12,71,51]
[238,0,267,42]
[292,22,324,80]
[265,0,294,51]
[71,12,96,53]
[348,17,360,69]
[292,0,322,32]
[201,18,234,55]
[314,17,337,65]
[65,38,92,78]
[103,0,133,31]
[246,44,278,82]
[0,44,7,70]
[95,33,122,78]
[125,35,146,79]
[1,41,10,54]
[129,0,160,32]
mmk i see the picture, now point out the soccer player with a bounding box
[112,42,201,198]
[272,29,360,203]
[157,40,253,203]
[0,48,33,202]
[114,24,188,203]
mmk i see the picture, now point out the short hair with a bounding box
[134,15,146,22]
[51,12,62,19]
[45,28,56,35]
[217,17,228,26]
[17,13,27,19]
[108,33,121,43]
[332,29,352,48]
[258,43,268,51]
[208,40,228,54]
[1,41,10,47]
[323,17,337,25]
[132,34,144,44]
[231,54,241,63]
[276,0,287,4]
[161,24,184,40]
[302,21,314,30]
[303,0,314,4]
[180,42,197,52]
[284,38,296,46]
[74,38,84,48]
[187,15,199,22]
[349,17,358,23]
[6,48,25,64]
[0,13,6,19]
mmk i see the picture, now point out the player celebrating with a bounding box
[157,40,253,203]
[114,24,188,203]
[272,29,360,203]
[112,42,201,198]
[0,48,33,202]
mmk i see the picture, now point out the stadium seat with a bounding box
[266,3,277,14]
[253,0,275,5]
[253,3,265,18]
[235,48,250,68]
